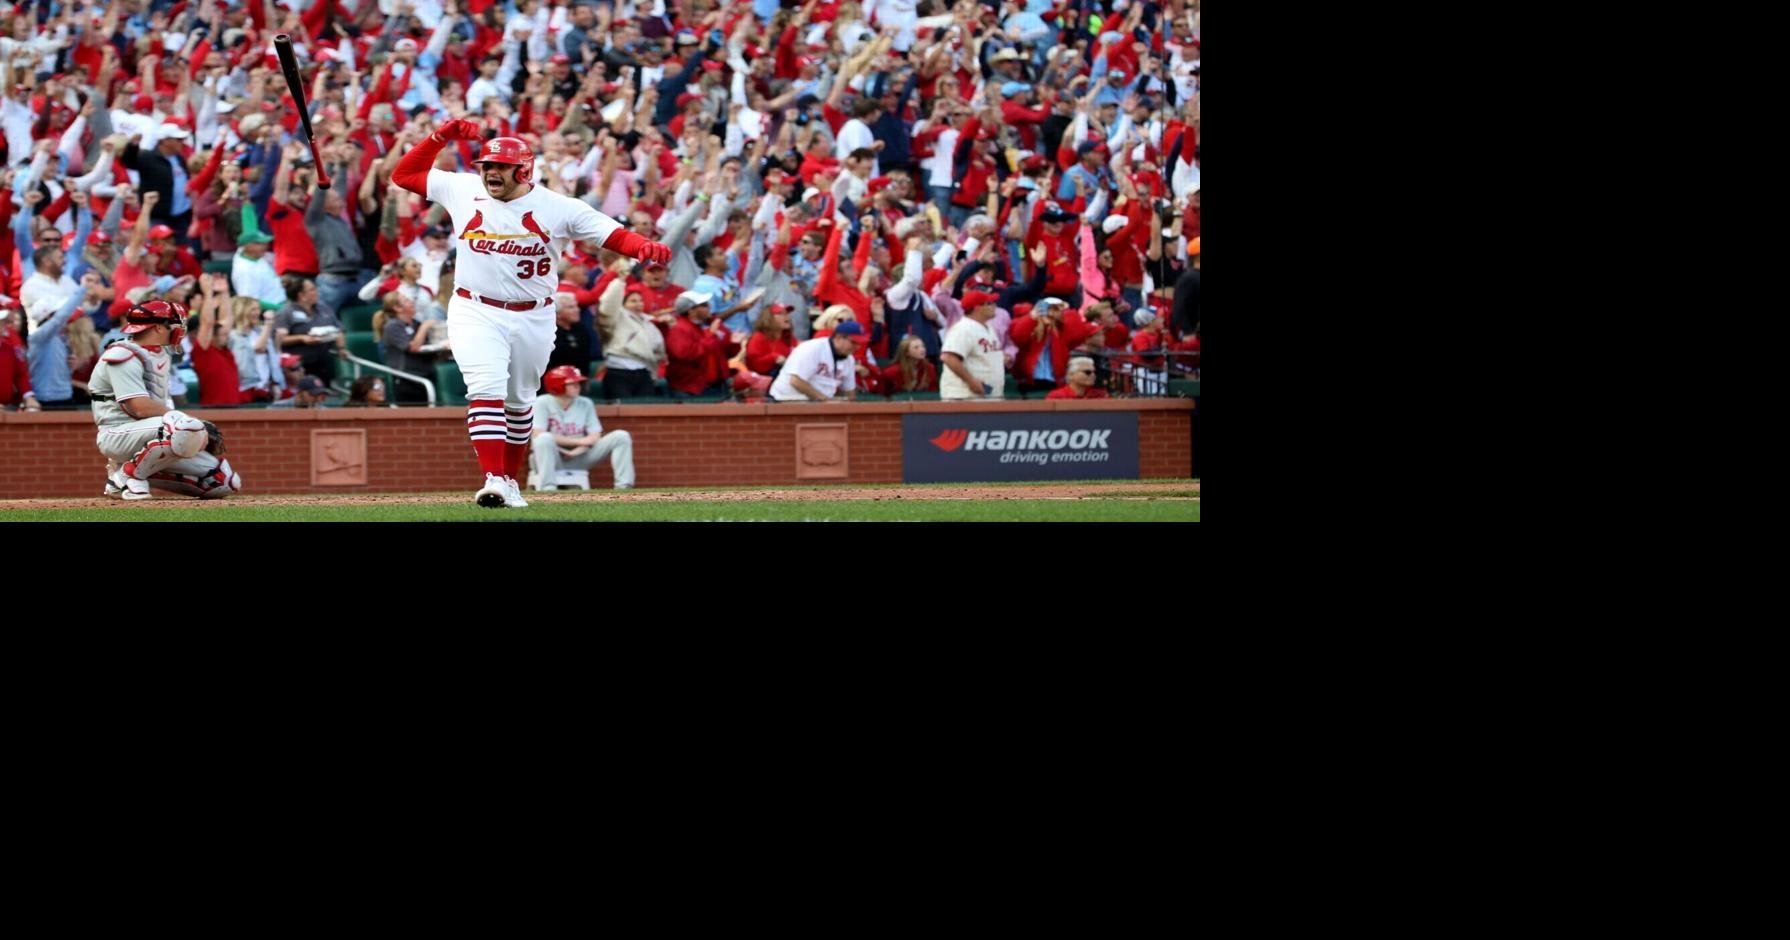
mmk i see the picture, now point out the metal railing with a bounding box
[1085,349,1200,397]
[338,352,438,405]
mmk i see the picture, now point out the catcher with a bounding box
[91,300,241,500]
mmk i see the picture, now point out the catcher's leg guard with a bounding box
[149,455,242,499]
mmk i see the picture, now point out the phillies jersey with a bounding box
[939,317,1004,401]
[89,341,174,426]
[769,336,856,402]
[535,394,601,440]
[425,170,623,304]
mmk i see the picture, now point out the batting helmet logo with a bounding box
[476,137,535,185]
[544,365,588,395]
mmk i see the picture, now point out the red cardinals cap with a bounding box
[549,54,571,65]
[148,224,176,240]
[961,290,999,310]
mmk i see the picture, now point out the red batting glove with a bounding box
[432,119,484,143]
[603,228,671,263]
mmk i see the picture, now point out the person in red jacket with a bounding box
[1046,356,1110,400]
[744,304,796,379]
[631,261,687,323]
[661,290,737,398]
[1010,297,1101,394]
[881,334,938,394]
[0,305,38,411]
[1023,201,1082,301]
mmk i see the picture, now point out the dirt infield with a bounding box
[0,480,1197,512]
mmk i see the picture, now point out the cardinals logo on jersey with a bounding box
[458,206,548,258]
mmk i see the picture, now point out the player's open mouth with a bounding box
[485,176,503,190]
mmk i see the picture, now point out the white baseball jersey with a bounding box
[769,336,856,401]
[425,169,622,304]
[535,393,600,439]
[89,341,174,426]
[939,317,1005,400]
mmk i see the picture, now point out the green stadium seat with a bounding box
[340,303,379,332]
[1168,379,1201,398]
[434,360,468,406]
[1003,375,1020,399]
[201,259,232,274]
[346,331,381,365]
[903,391,941,401]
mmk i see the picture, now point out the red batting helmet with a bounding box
[121,300,189,346]
[543,365,587,395]
[475,137,535,186]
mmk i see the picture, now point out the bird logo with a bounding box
[460,210,484,240]
[520,211,550,245]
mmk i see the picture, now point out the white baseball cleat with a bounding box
[475,473,507,508]
[121,477,152,501]
[502,476,529,508]
[103,468,127,499]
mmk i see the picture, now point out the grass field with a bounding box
[0,480,1199,522]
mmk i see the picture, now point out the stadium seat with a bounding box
[340,303,379,332]
[1003,376,1020,399]
[1168,379,1201,398]
[434,360,468,406]
[201,259,232,275]
[346,331,381,364]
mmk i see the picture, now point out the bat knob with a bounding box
[274,34,292,43]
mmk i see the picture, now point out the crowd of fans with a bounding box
[0,0,1199,413]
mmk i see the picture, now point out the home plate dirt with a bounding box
[1,480,1197,511]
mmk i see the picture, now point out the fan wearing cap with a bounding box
[530,365,636,490]
[999,82,1050,151]
[120,124,195,236]
[1011,296,1101,394]
[662,289,740,398]
[389,118,670,509]
[90,298,241,501]
[1023,200,1082,301]
[767,320,865,403]
[939,290,1005,400]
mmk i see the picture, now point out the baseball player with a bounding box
[90,300,241,501]
[939,290,1007,401]
[531,366,635,491]
[392,120,670,508]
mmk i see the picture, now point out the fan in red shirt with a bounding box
[1011,297,1102,393]
[1045,356,1110,400]
[187,275,251,406]
[630,261,687,322]
[881,334,939,394]
[661,290,738,398]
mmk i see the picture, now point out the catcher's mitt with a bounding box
[202,421,225,457]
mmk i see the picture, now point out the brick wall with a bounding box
[0,399,1195,497]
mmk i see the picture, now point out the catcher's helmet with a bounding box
[475,137,535,185]
[121,300,189,346]
[544,365,588,395]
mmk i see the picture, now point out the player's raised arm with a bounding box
[567,200,673,264]
[391,119,484,198]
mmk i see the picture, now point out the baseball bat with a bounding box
[272,34,331,189]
